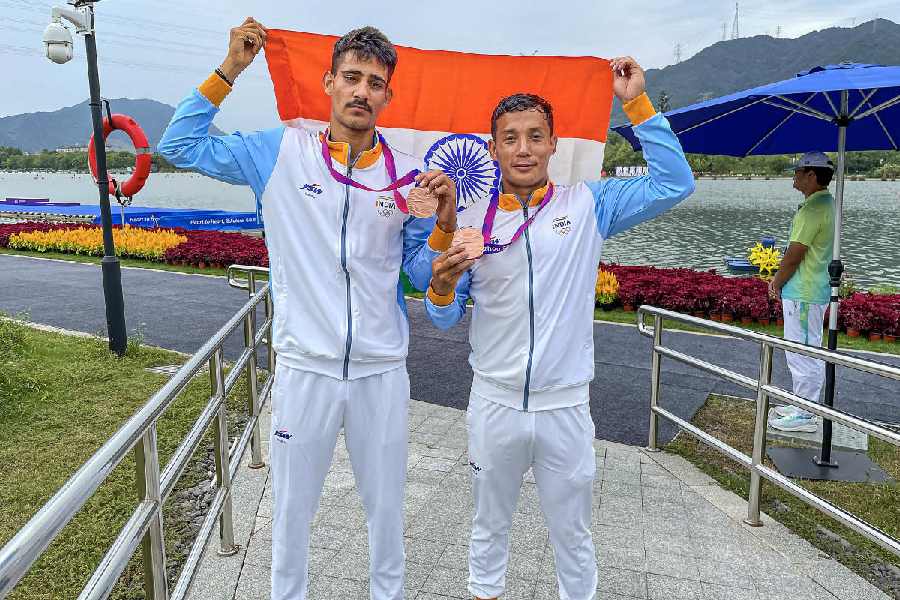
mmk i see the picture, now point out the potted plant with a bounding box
[869,304,897,342]
[595,269,620,310]
[772,299,784,326]
[735,296,754,324]
[618,283,641,312]
[717,293,737,322]
[843,302,869,338]
[750,297,770,326]
[882,305,900,343]
[885,315,899,343]
[694,285,716,319]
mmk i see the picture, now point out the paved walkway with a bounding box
[3,254,899,447]
[186,400,888,600]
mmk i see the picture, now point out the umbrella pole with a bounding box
[816,90,849,468]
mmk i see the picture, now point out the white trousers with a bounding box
[269,364,410,600]
[782,299,828,410]
[466,393,598,600]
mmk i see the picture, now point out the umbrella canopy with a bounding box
[612,62,900,471]
[613,63,900,156]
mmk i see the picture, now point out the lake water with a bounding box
[2,172,898,287]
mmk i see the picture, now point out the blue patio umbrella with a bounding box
[613,63,900,476]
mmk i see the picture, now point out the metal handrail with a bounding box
[638,305,900,559]
[0,265,276,599]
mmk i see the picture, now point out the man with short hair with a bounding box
[426,57,695,600]
[159,19,457,600]
[768,152,835,433]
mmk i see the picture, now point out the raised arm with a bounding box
[157,18,282,198]
[590,57,695,238]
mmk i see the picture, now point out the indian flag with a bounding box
[264,29,614,209]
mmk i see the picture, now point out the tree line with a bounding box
[0,146,180,173]
[602,133,900,178]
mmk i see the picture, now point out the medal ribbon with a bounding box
[320,131,419,213]
[481,182,555,254]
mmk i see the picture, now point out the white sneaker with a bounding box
[769,414,818,433]
[773,405,799,418]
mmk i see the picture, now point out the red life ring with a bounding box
[87,113,152,198]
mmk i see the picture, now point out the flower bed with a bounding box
[0,221,79,246]
[602,263,900,337]
[0,222,267,268]
[840,293,900,337]
[9,225,186,261]
[605,263,776,319]
[162,230,268,268]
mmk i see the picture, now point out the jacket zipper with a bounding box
[522,202,535,412]
[340,160,356,380]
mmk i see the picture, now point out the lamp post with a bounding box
[43,0,127,355]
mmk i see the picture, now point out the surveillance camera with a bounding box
[43,20,74,64]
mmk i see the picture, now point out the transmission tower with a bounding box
[732,3,740,39]
[722,22,727,41]
[775,25,782,38]
[674,43,682,64]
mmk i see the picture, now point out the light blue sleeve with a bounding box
[588,113,695,238]
[425,270,472,330]
[157,89,284,199]
[401,216,442,292]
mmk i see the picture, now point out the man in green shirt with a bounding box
[768,151,835,433]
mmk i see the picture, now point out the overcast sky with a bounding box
[3,0,899,132]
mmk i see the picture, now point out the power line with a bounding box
[7,18,223,57]
[0,42,266,81]
[1,0,228,41]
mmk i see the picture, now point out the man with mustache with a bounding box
[159,19,457,600]
[425,57,694,599]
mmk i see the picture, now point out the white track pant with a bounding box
[269,363,410,600]
[467,393,598,600]
[782,299,827,412]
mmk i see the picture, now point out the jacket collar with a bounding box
[498,181,550,212]
[319,130,383,169]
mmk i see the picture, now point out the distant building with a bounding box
[615,166,649,177]
[55,145,89,153]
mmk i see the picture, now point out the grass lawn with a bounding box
[0,318,255,599]
[667,394,900,597]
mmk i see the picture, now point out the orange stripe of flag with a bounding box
[264,29,614,142]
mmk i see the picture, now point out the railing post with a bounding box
[134,425,168,599]
[265,289,276,375]
[647,313,663,452]
[745,343,774,527]
[244,309,265,469]
[210,349,239,556]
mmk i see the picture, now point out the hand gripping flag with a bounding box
[264,29,614,210]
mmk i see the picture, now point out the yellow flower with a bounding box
[747,242,782,279]
[9,225,186,260]
[595,269,619,306]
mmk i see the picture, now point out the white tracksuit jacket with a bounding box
[159,87,448,381]
[426,108,695,411]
